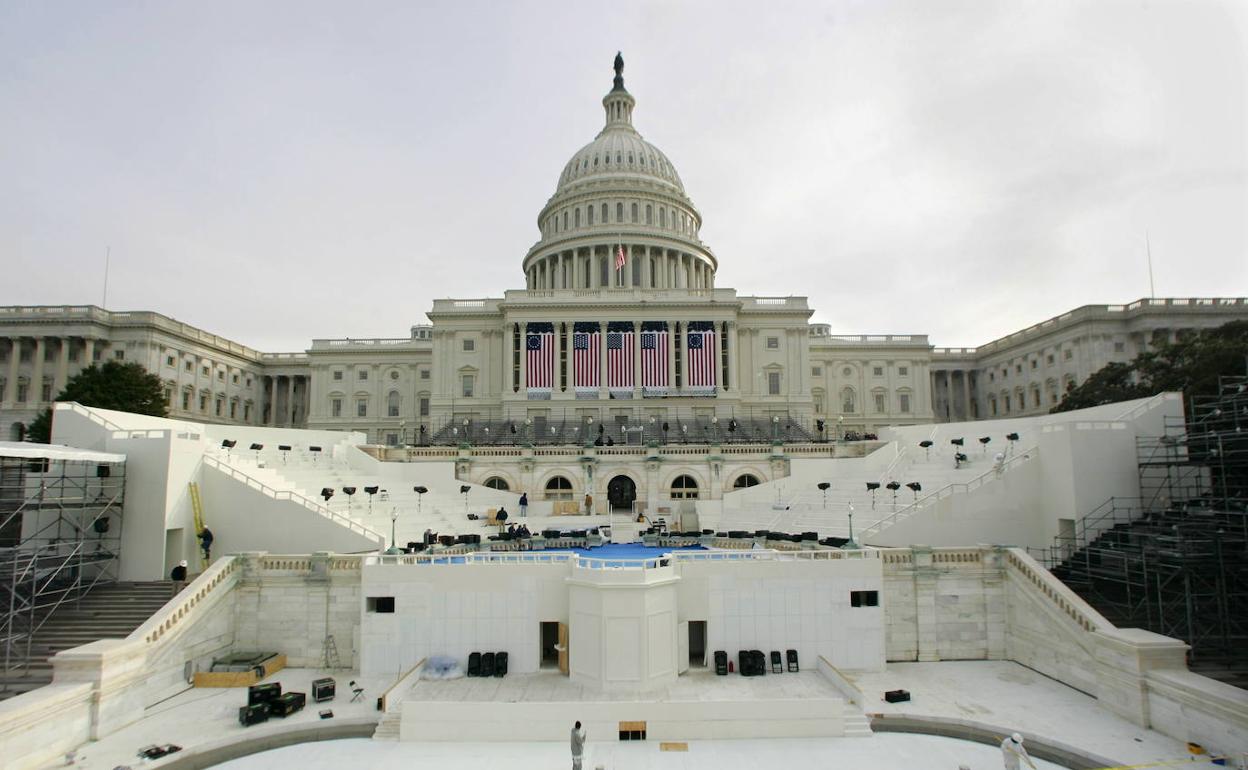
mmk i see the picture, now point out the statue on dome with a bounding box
[613,51,625,90]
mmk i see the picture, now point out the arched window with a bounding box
[601,203,608,223]
[990,395,998,416]
[484,476,510,491]
[670,474,699,499]
[645,205,653,224]
[631,202,639,223]
[544,475,574,501]
[575,208,581,227]
[616,202,623,222]
[841,387,856,413]
[387,390,401,418]
[733,474,761,489]
[562,211,568,230]
[659,208,666,228]
[587,205,593,225]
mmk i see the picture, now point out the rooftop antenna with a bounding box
[102,246,111,309]
[1146,231,1155,300]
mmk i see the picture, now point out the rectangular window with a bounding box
[244,403,251,421]
[17,382,29,402]
[202,365,210,376]
[333,370,343,381]
[166,355,175,367]
[215,398,223,416]
[366,597,395,613]
[217,370,224,381]
[1030,359,1037,369]
[246,377,253,387]
[185,360,193,371]
[19,348,31,363]
[898,366,908,376]
[873,366,883,377]
[331,398,342,417]
[388,402,399,417]
[357,399,367,417]
[1015,364,1022,374]
[42,381,53,401]
[182,391,191,410]
[766,337,779,349]
[1047,354,1054,365]
[232,374,239,384]
[419,397,430,417]
[874,392,886,413]
[899,394,910,413]
[850,590,879,607]
[767,371,781,395]
[359,369,369,380]
[385,433,399,446]
[420,369,430,380]
[230,401,237,419]
[989,372,994,382]
[1113,341,1125,353]
[114,350,125,361]
[199,394,208,411]
[1064,349,1073,360]
[462,375,474,398]
[811,367,822,377]
[463,338,475,352]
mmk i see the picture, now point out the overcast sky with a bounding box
[2,0,1245,352]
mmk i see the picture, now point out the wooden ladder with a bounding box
[189,482,207,569]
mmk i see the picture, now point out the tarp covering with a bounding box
[0,441,126,464]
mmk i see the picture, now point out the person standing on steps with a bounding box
[570,720,586,770]
[170,560,188,595]
[519,492,528,518]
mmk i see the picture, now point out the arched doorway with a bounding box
[607,475,637,513]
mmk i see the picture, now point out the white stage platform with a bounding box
[399,670,860,741]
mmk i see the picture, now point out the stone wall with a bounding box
[882,546,1006,663]
[232,553,362,668]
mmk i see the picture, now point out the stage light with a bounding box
[364,486,379,495]
[817,482,831,491]
[919,440,933,448]
[221,439,237,449]
[413,486,428,494]
[951,438,965,446]
[1006,432,1019,441]
[342,487,356,495]
[885,481,901,491]
[321,488,334,501]
[459,485,471,494]
[865,482,881,491]
[278,445,291,452]
[250,443,263,451]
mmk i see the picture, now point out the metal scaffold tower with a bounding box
[1033,376,1248,686]
[0,444,126,688]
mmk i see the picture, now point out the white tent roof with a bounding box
[0,441,125,464]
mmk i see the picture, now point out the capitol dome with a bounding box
[523,54,716,292]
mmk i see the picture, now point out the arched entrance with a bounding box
[607,475,637,513]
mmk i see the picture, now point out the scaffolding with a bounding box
[0,444,126,682]
[1031,377,1248,684]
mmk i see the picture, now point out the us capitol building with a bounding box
[2,55,1246,444]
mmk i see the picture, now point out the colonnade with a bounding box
[1,336,101,408]
[261,374,309,427]
[525,245,714,291]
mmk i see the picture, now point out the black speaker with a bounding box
[271,691,306,717]
[884,689,911,703]
[247,682,281,707]
[312,677,336,702]
[96,464,111,478]
[238,703,270,726]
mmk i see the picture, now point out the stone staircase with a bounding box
[372,710,402,740]
[842,708,873,737]
[0,581,175,699]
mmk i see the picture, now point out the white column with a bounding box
[519,326,528,392]
[554,324,563,394]
[726,322,738,392]
[55,337,70,395]
[3,338,19,405]
[31,338,45,405]
[286,375,295,425]
[667,322,677,392]
[268,376,277,425]
[83,338,96,367]
[713,322,723,394]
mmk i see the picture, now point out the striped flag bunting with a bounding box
[686,321,717,395]
[525,322,554,398]
[572,322,600,397]
[641,321,669,395]
[607,321,634,396]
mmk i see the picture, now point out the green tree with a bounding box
[26,361,168,443]
[1052,320,1248,413]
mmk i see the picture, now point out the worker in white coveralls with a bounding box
[1001,732,1036,770]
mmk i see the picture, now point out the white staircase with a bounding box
[372,711,402,741]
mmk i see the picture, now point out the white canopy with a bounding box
[0,441,126,464]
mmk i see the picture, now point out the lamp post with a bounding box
[844,502,858,549]
[414,485,427,517]
[400,420,407,447]
[817,482,830,510]
[389,506,399,551]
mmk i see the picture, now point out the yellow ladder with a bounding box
[189,482,207,569]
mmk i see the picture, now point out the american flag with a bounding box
[614,244,626,271]
[686,324,717,393]
[607,326,634,392]
[526,324,554,393]
[641,324,668,393]
[572,324,599,394]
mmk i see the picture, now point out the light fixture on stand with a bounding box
[817,481,831,509]
[906,481,922,501]
[978,436,991,455]
[278,444,291,464]
[865,481,880,509]
[413,486,427,517]
[886,480,901,506]
[364,486,379,515]
[342,486,356,514]
[460,484,471,518]
[919,440,933,460]
[1005,432,1020,457]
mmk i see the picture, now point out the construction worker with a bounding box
[1001,732,1036,770]
[198,526,214,562]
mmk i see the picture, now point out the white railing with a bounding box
[1114,391,1179,422]
[374,551,573,566]
[57,402,126,432]
[672,548,880,562]
[133,555,243,647]
[203,456,386,545]
[860,447,1039,539]
[1004,548,1110,633]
